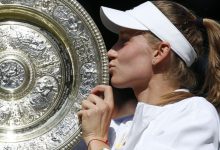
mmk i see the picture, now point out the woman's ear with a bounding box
[152,41,171,65]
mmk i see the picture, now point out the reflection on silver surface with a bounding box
[0,0,108,149]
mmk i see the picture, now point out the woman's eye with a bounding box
[118,38,128,45]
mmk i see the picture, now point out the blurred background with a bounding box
[77,0,219,50]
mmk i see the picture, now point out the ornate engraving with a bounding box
[30,76,58,110]
[79,62,98,98]
[0,60,25,90]
[0,22,67,128]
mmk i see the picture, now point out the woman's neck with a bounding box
[134,74,180,105]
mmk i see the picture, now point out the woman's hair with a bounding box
[112,87,137,109]
[151,1,220,107]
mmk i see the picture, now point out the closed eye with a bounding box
[117,36,130,46]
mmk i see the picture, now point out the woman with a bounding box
[78,1,220,150]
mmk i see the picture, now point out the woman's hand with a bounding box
[77,85,114,146]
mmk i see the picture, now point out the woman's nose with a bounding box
[107,48,118,60]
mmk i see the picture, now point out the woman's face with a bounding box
[108,29,154,89]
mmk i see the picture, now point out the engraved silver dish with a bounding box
[0,0,109,149]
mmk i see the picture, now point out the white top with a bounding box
[108,115,133,149]
[115,97,220,150]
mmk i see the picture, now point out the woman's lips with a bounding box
[109,64,115,73]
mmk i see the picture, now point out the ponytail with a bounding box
[202,19,220,108]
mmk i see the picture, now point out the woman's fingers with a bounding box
[90,85,114,110]
[81,98,96,110]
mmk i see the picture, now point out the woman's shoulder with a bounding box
[174,96,218,114]
[166,96,219,126]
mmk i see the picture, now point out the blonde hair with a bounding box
[150,1,220,107]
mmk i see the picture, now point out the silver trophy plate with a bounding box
[0,0,109,149]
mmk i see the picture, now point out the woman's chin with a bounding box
[110,81,127,89]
